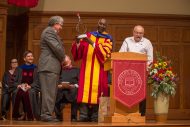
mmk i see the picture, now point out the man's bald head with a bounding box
[133,25,144,42]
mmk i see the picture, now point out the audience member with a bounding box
[12,50,40,120]
[0,58,18,120]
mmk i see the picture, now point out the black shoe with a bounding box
[91,119,98,122]
[52,118,61,122]
[0,116,6,120]
[47,118,60,122]
[17,114,26,121]
[78,118,89,122]
[141,113,145,116]
[41,117,61,122]
[55,115,63,122]
[71,119,77,122]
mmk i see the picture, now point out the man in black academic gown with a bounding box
[55,55,79,122]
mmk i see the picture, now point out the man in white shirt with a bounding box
[119,25,153,65]
[119,25,153,116]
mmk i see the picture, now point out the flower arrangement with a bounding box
[148,52,177,98]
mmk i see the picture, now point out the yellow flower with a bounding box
[159,73,163,77]
[163,62,167,66]
[166,70,172,74]
[154,63,158,67]
[148,52,177,98]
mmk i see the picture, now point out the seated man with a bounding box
[55,55,79,122]
[12,50,40,121]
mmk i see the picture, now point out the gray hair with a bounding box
[48,16,64,26]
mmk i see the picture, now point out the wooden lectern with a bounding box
[104,52,147,123]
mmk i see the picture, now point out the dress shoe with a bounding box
[141,113,145,116]
[0,115,6,120]
[55,116,63,121]
[51,118,61,122]
[17,114,26,121]
[41,117,61,122]
[91,119,98,122]
[71,118,77,122]
[78,118,89,122]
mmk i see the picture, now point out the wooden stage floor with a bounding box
[0,120,190,127]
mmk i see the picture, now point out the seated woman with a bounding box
[1,58,18,120]
[12,50,40,121]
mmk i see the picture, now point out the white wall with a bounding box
[31,0,190,15]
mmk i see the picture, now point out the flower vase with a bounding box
[154,92,169,123]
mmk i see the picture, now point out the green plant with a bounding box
[148,52,177,98]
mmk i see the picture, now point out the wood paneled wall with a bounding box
[27,12,190,120]
[0,6,7,82]
[6,13,29,70]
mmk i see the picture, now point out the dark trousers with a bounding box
[12,89,34,120]
[55,95,78,120]
[139,99,146,116]
[1,89,16,118]
[79,103,98,122]
[55,88,78,120]
[1,92,10,117]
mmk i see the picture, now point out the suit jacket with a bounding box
[38,26,65,74]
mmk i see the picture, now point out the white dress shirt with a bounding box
[119,37,153,65]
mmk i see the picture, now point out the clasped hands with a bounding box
[17,83,31,91]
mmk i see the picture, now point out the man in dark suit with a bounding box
[55,55,79,122]
[38,16,65,122]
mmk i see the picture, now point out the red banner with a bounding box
[113,60,146,108]
[7,0,39,8]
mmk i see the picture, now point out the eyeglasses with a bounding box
[134,31,144,35]
[11,61,18,63]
